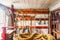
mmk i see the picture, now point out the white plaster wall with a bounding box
[49,1,60,11]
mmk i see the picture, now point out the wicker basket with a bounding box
[18,33,34,40]
[13,33,56,40]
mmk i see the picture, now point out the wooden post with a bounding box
[11,5,15,26]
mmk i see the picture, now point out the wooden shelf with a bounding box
[13,8,49,34]
[15,8,49,14]
[16,26,48,29]
[16,16,49,20]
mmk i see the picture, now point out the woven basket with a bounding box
[18,33,34,40]
[13,33,56,40]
